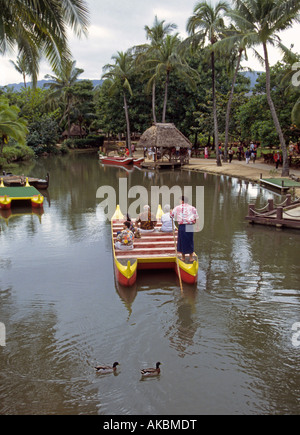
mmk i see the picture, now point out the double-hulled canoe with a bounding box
[111,206,198,287]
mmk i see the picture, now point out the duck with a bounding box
[94,362,120,374]
[140,362,161,377]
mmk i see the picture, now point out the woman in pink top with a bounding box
[170,196,199,262]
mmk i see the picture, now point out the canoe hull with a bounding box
[0,197,11,210]
[100,156,133,166]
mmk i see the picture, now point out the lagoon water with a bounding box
[0,152,299,415]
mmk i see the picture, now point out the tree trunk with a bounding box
[263,42,289,176]
[123,93,132,157]
[212,51,221,166]
[224,50,242,162]
[152,81,157,124]
[162,70,170,123]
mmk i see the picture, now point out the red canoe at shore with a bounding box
[99,156,133,166]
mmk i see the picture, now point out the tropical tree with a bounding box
[102,51,134,156]
[229,0,300,176]
[187,0,230,166]
[44,59,84,136]
[213,22,251,160]
[9,52,33,88]
[142,16,178,123]
[145,34,197,123]
[0,97,28,155]
[0,0,90,86]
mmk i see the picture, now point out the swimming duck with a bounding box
[95,362,119,373]
[140,362,161,377]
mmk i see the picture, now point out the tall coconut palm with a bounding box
[230,0,300,176]
[214,23,252,161]
[9,52,34,88]
[187,1,230,166]
[144,16,178,123]
[145,34,197,123]
[102,51,134,156]
[1,0,89,85]
[44,59,84,137]
[0,97,28,155]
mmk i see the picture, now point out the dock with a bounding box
[246,194,300,229]
[141,161,182,170]
[260,177,300,194]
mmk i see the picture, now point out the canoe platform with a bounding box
[0,183,44,210]
[246,194,300,229]
[112,215,198,287]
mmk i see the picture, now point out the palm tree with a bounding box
[9,53,33,88]
[187,1,230,166]
[1,0,89,86]
[214,22,252,161]
[144,16,178,123]
[0,97,28,155]
[44,59,84,137]
[230,0,300,176]
[145,34,197,123]
[102,51,134,156]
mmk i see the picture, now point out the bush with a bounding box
[2,144,35,163]
[63,135,105,149]
[26,115,60,155]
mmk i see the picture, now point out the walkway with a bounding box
[183,158,300,196]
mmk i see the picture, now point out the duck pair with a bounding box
[94,361,162,377]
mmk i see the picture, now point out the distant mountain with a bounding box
[1,78,103,92]
[242,71,263,89]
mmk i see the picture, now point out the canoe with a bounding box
[111,206,198,287]
[99,156,133,166]
[1,172,49,189]
[133,157,144,165]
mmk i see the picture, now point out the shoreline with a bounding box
[182,157,300,197]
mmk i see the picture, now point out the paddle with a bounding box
[172,217,183,293]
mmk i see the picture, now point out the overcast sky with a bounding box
[1,0,299,86]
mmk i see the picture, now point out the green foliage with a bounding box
[26,115,59,154]
[2,144,34,163]
[63,135,104,149]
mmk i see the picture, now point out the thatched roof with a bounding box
[138,123,192,149]
[62,124,87,137]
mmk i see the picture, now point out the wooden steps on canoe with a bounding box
[112,220,178,258]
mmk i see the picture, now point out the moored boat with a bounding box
[1,172,49,189]
[133,157,144,165]
[99,156,133,166]
[111,206,198,287]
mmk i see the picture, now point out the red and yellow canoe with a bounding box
[111,206,198,287]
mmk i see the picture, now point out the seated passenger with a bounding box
[160,204,173,232]
[115,221,134,250]
[136,205,157,232]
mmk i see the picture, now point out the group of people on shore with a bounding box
[115,197,199,262]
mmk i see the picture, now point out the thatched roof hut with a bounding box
[138,123,192,150]
[62,124,87,138]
